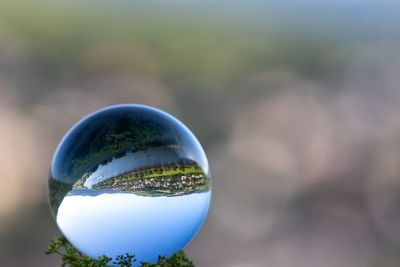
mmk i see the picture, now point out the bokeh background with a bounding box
[1,1,400,266]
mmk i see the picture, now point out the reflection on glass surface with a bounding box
[48,104,211,265]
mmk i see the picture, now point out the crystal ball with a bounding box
[49,104,211,265]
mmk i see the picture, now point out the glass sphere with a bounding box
[49,104,211,265]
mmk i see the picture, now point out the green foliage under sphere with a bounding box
[45,236,195,267]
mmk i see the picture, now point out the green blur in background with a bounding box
[1,0,400,266]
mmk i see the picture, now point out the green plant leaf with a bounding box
[46,236,195,267]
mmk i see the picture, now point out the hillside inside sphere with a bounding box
[48,104,211,266]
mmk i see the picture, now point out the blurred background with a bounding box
[1,0,400,266]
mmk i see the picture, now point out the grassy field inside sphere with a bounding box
[73,161,210,196]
